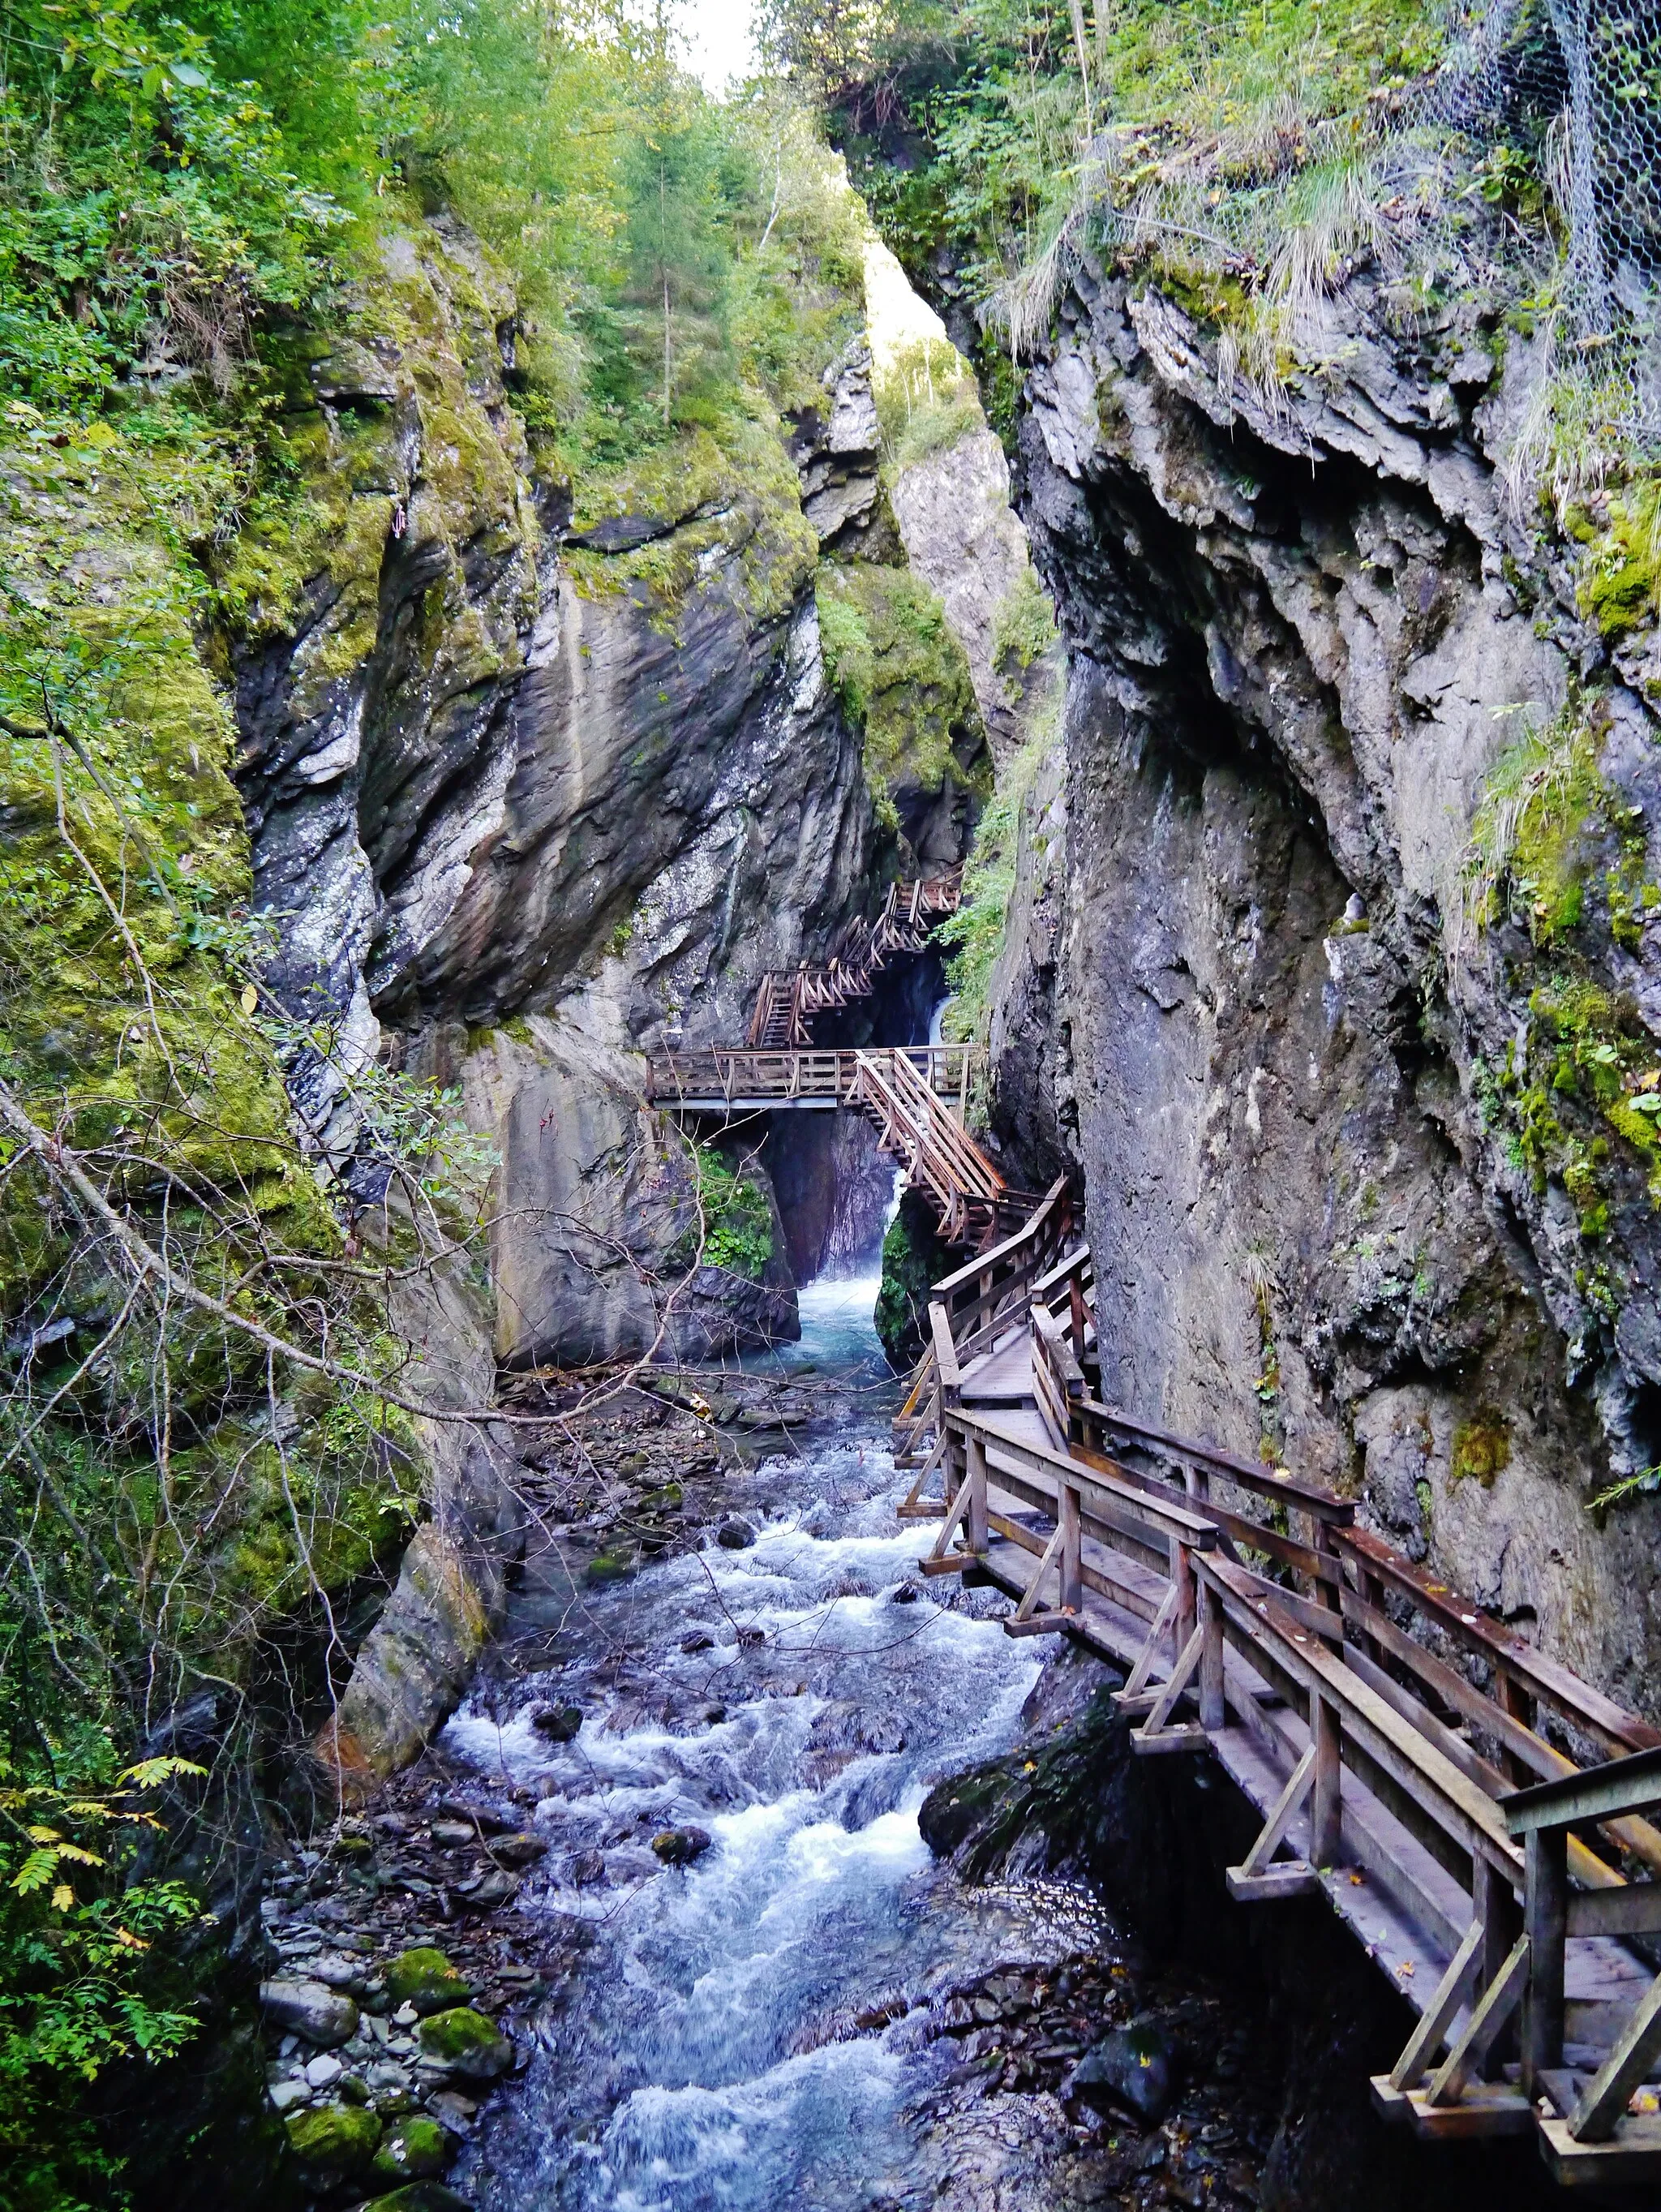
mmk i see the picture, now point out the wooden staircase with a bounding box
[747,874,961,1049]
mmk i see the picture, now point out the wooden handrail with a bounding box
[1079,1401,1353,1523]
[1337,1527,1661,1763]
[934,1176,1071,1299]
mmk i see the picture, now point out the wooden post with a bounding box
[1474,1852,1522,2078]
[1068,1272,1088,1363]
[967,1431,988,1555]
[1499,1672,1538,1789]
[1199,1578,1225,1732]
[1311,1691,1341,1866]
[1522,1823,1567,2095]
[1059,1482,1082,1613]
[1171,1532,1196,1662]
[1312,1515,1340,1613]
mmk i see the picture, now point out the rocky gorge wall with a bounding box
[983,257,1661,1710]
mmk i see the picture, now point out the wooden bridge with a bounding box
[746,874,961,1048]
[895,1180,1661,2189]
[646,1043,1036,1247]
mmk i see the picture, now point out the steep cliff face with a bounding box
[989,260,1661,1705]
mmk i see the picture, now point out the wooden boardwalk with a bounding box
[894,1188,1661,2190]
[646,1044,1035,1248]
[747,874,961,1047]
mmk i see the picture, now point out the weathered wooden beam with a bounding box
[1569,1970,1661,2142]
[1523,1824,1568,2094]
[1504,1746,1661,1837]
[1387,1918,1486,2093]
[1427,1935,1530,2107]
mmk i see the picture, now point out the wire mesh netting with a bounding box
[1419,0,1661,448]
[1014,0,1661,468]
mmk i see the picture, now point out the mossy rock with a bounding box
[584,1548,637,1587]
[285,2100,383,2183]
[416,2006,513,2080]
[385,1946,470,2016]
[371,2115,453,2184]
[359,2188,473,2212]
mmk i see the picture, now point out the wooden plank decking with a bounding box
[895,1221,1661,2190]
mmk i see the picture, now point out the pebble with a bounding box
[305,2053,346,2090]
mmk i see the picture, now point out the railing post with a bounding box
[967,1432,988,1555]
[1059,1481,1082,1613]
[1170,1531,1196,1661]
[1499,1672,1539,1788]
[1522,1823,1567,2096]
[1474,1852,1522,2077]
[1311,1691,1341,1866]
[1199,1577,1225,1731]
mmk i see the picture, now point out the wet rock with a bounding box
[454,1867,521,1910]
[650,1827,713,1866]
[260,1978,360,2047]
[487,1832,547,1867]
[371,2114,453,2184]
[358,2188,474,2212]
[680,1631,714,1654]
[585,1549,635,1586]
[889,1580,919,1604]
[385,1948,470,2017]
[436,1794,515,1833]
[530,1702,583,1742]
[305,2051,346,2090]
[285,2100,383,2187]
[568,1851,607,1886]
[431,1820,476,1847]
[736,1626,765,1650]
[1064,2018,1178,2126]
[416,2006,513,2081]
[715,1518,756,1549]
[916,1765,1012,1859]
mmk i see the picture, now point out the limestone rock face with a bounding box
[464,1020,796,1370]
[888,424,1062,766]
[994,258,1661,1705]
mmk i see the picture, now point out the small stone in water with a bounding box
[569,1851,607,1886]
[530,1703,583,1743]
[736,1626,765,1649]
[703,1703,727,1724]
[680,1631,714,1653]
[650,1827,712,1866]
[716,1519,755,1549]
[890,1581,919,1604]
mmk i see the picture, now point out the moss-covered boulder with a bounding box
[371,2115,453,2184]
[285,2100,383,2187]
[385,1947,470,2017]
[359,2188,473,2212]
[416,2006,513,2081]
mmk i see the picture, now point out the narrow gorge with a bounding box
[6,1,1661,2208]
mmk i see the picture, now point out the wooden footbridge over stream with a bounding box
[647,890,1661,2189]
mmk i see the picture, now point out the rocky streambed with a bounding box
[259,1284,1553,2212]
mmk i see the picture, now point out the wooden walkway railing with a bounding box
[747,874,961,1048]
[646,1044,1032,1251]
[893,1198,1661,2189]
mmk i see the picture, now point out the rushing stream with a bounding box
[439,1279,1116,2212]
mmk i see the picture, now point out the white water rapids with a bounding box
[440,1281,1110,2212]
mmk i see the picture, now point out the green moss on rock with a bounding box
[416,2006,513,2080]
[385,1948,470,2017]
[371,2114,453,2184]
[1451,1409,1511,1488]
[815,561,988,833]
[285,2100,383,2182]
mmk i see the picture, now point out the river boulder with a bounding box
[1063,2019,1179,2125]
[260,1978,359,2047]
